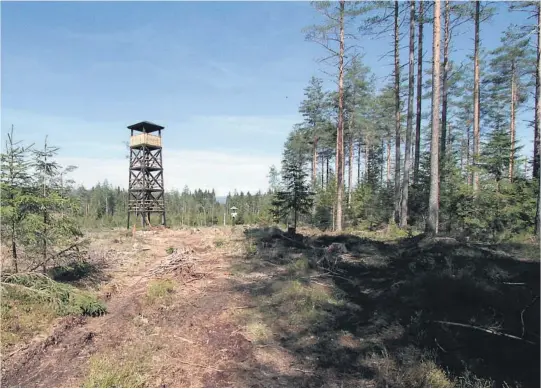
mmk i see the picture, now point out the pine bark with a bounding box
[335,0,345,232]
[357,140,361,184]
[394,0,401,224]
[428,0,441,235]
[414,0,424,183]
[312,137,319,187]
[441,0,450,156]
[348,134,353,207]
[473,0,480,193]
[510,65,516,182]
[534,1,540,180]
[400,0,415,228]
[387,139,392,184]
[365,142,369,179]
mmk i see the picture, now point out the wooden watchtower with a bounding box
[127,121,166,228]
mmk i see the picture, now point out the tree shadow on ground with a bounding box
[231,227,540,387]
[48,255,110,287]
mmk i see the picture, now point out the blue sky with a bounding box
[1,1,535,195]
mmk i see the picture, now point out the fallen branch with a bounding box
[277,233,317,250]
[293,368,314,374]
[521,295,539,338]
[227,305,257,310]
[174,335,195,344]
[28,240,89,272]
[174,359,223,372]
[434,320,536,345]
[434,337,447,353]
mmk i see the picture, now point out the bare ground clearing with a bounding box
[1,226,539,387]
[1,227,334,387]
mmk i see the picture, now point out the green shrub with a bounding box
[1,273,106,317]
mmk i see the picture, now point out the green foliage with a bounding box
[1,129,83,273]
[82,350,148,388]
[271,153,314,229]
[145,279,175,304]
[1,273,106,316]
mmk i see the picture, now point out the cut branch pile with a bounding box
[149,247,203,280]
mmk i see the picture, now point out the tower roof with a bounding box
[127,121,164,133]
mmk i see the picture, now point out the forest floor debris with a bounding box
[1,226,539,388]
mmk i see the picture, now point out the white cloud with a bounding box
[56,149,280,196]
[1,109,285,196]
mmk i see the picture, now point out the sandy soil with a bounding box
[1,227,318,388]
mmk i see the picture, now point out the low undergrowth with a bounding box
[82,345,149,388]
[236,227,540,388]
[1,272,106,351]
[145,278,176,305]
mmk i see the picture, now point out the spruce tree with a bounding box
[271,154,314,233]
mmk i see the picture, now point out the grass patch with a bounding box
[82,347,149,388]
[244,239,258,256]
[286,256,310,275]
[214,238,225,248]
[165,247,175,255]
[245,321,272,343]
[1,301,57,351]
[1,273,106,316]
[1,272,106,351]
[369,347,454,388]
[145,279,175,305]
[271,280,343,325]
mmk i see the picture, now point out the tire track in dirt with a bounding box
[1,231,212,387]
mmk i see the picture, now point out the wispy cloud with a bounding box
[56,149,279,196]
[1,109,285,195]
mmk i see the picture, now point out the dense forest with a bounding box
[274,0,540,240]
[1,1,540,272]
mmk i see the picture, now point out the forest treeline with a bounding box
[1,1,540,273]
[271,0,540,240]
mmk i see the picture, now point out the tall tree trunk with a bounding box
[312,136,318,187]
[414,0,424,183]
[365,142,369,179]
[321,154,325,188]
[441,0,450,156]
[533,3,541,235]
[535,2,541,182]
[400,0,416,228]
[387,139,392,184]
[467,123,472,185]
[473,0,481,193]
[335,0,345,232]
[428,0,441,235]
[326,155,329,186]
[11,218,18,273]
[510,64,516,182]
[348,134,353,207]
[357,140,361,185]
[394,0,402,224]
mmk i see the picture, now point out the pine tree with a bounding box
[487,26,535,182]
[428,0,441,235]
[0,127,35,272]
[271,154,314,233]
[29,137,82,272]
[400,0,416,228]
[299,77,328,187]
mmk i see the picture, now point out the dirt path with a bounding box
[5,228,537,387]
[1,228,315,388]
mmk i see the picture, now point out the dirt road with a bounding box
[3,227,539,388]
[1,227,327,388]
